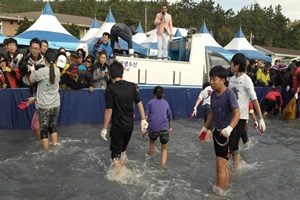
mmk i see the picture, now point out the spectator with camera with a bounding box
[11,38,45,87]
[92,32,112,61]
[91,49,110,88]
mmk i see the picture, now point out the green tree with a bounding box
[63,23,80,39]
[15,17,34,36]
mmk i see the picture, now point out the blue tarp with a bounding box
[0,87,284,129]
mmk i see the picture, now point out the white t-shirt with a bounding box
[229,73,257,119]
[198,85,213,106]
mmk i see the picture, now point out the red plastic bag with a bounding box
[31,110,40,131]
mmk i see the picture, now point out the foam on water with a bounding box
[241,136,259,150]
[105,160,147,186]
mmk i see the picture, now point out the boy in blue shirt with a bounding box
[200,65,240,192]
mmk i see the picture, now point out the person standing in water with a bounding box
[100,60,148,174]
[145,86,172,167]
[200,65,240,191]
[29,48,60,150]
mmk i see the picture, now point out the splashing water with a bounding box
[105,159,147,186]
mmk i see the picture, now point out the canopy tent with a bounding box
[14,2,87,51]
[198,23,233,61]
[141,27,188,56]
[89,10,116,41]
[87,10,147,55]
[80,18,100,42]
[140,29,158,56]
[173,29,182,39]
[224,28,271,62]
[146,27,188,37]
[132,23,147,44]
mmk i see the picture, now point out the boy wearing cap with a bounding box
[100,60,148,175]
[110,23,137,57]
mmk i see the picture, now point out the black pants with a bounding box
[110,26,133,51]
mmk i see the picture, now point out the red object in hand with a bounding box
[18,102,28,110]
[168,128,173,133]
[142,129,149,138]
[198,131,206,140]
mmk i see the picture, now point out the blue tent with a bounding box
[132,23,147,44]
[225,28,271,62]
[80,18,101,41]
[174,29,182,38]
[14,2,87,51]
[198,23,233,61]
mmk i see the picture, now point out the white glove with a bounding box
[191,107,197,117]
[253,121,258,129]
[295,93,298,100]
[286,85,290,92]
[221,126,233,138]
[141,119,148,132]
[28,64,35,72]
[101,128,108,141]
[15,53,23,62]
[259,119,266,133]
[198,127,207,140]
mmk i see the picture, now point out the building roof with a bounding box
[254,45,300,57]
[0,12,103,28]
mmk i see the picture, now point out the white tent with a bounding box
[90,10,116,40]
[141,27,187,56]
[198,23,233,61]
[145,27,188,37]
[14,2,87,51]
[140,28,158,56]
[80,18,100,42]
[224,28,271,62]
[132,23,147,44]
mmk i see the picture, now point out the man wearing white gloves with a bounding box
[228,53,266,171]
[101,60,147,175]
[200,65,240,191]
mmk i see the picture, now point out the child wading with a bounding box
[145,86,172,167]
[200,65,240,192]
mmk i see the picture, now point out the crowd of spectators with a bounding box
[0,35,113,91]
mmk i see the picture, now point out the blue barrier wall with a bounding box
[0,87,280,129]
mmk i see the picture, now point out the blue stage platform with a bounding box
[1,87,290,129]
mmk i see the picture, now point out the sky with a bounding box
[169,0,298,21]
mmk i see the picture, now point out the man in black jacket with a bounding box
[60,64,94,92]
